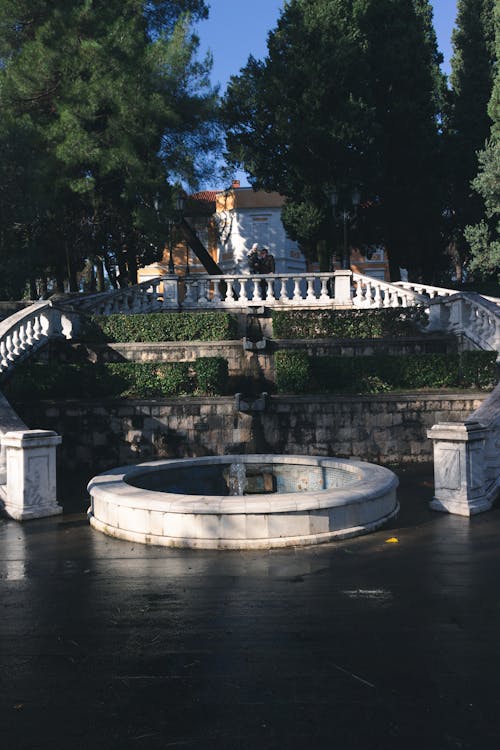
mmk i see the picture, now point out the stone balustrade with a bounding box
[427,291,500,361]
[393,280,457,299]
[0,303,71,518]
[428,381,500,516]
[68,277,170,314]
[424,292,500,515]
[0,301,76,378]
[351,273,425,308]
[0,270,498,522]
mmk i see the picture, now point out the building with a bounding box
[138,181,389,282]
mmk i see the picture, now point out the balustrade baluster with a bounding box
[33,316,42,340]
[251,278,262,303]
[19,324,28,351]
[292,277,302,302]
[319,276,330,302]
[306,276,316,302]
[265,276,276,303]
[12,329,21,357]
[373,283,382,307]
[26,319,35,346]
[5,335,14,361]
[185,279,197,305]
[279,277,290,303]
[226,278,235,304]
[0,341,8,369]
[212,280,222,303]
[364,280,373,307]
[238,277,248,303]
[197,278,209,305]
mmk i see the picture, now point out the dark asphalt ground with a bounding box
[1,464,500,750]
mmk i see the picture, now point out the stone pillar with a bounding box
[427,297,449,332]
[161,275,179,309]
[333,270,353,306]
[1,430,62,521]
[427,420,491,516]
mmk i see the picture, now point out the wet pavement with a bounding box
[1,464,500,750]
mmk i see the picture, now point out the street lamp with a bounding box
[175,194,190,275]
[154,195,176,274]
[330,187,360,270]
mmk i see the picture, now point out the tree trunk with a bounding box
[95,257,105,291]
[126,245,138,285]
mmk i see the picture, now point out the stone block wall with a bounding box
[14,393,485,483]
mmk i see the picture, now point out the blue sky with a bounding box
[197,0,458,90]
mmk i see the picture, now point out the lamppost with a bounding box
[330,187,361,270]
[154,195,177,274]
[175,194,190,276]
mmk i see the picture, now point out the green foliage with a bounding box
[272,308,427,339]
[465,4,500,283]
[223,0,446,279]
[83,312,238,342]
[446,0,496,277]
[275,351,497,394]
[274,351,311,394]
[0,1,219,294]
[193,357,229,395]
[4,357,230,400]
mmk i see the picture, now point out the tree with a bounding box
[223,0,375,268]
[446,0,496,281]
[0,1,219,295]
[223,0,445,280]
[359,0,447,280]
[464,2,500,284]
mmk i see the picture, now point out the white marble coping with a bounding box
[87,455,399,516]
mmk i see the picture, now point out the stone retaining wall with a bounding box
[48,335,455,386]
[14,392,485,479]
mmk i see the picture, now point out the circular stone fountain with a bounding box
[87,455,399,550]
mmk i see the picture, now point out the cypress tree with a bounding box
[464,2,499,285]
[447,0,496,281]
[223,0,446,280]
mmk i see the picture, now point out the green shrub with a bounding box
[276,351,497,394]
[83,311,238,343]
[106,363,191,398]
[193,357,229,395]
[459,351,498,388]
[275,350,310,393]
[4,358,230,400]
[272,308,427,339]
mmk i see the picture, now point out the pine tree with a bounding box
[0,1,218,293]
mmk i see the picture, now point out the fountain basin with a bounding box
[87,455,399,549]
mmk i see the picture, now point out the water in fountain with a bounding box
[227,462,247,496]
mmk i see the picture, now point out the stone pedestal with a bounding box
[1,430,62,521]
[427,421,490,516]
[161,274,179,308]
[333,270,353,306]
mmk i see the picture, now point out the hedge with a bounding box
[4,357,229,400]
[272,308,427,339]
[275,350,497,394]
[81,311,238,343]
[275,351,311,394]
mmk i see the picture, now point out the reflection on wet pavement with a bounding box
[1,464,500,750]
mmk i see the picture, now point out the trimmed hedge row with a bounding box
[4,357,229,400]
[81,311,238,343]
[272,308,428,339]
[275,350,498,394]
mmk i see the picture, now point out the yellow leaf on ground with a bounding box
[385,537,399,544]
